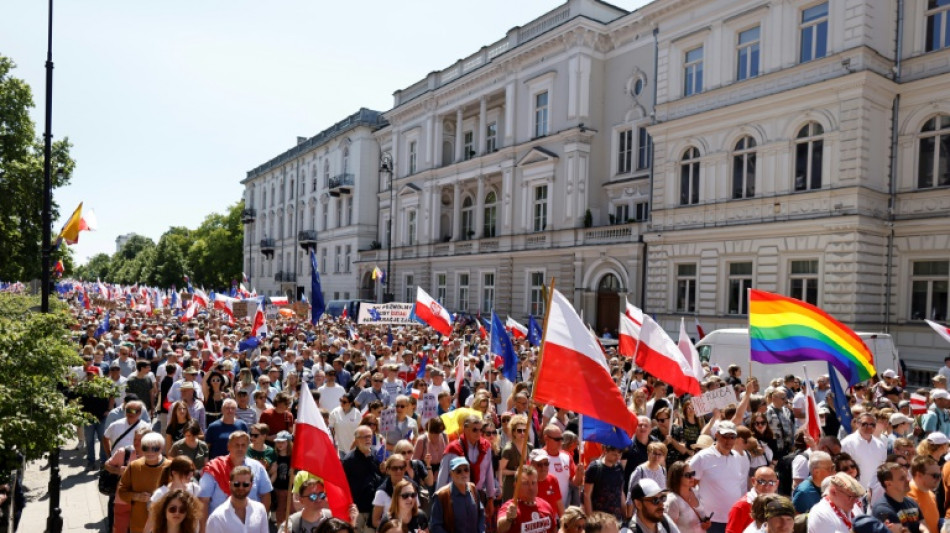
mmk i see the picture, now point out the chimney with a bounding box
[296,136,307,145]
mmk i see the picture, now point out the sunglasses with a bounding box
[755,479,777,487]
[652,451,667,457]
[231,481,252,488]
[307,492,328,502]
[643,495,667,505]
[452,466,470,473]
[166,505,186,515]
[754,421,767,427]
[546,435,563,441]
[390,465,407,471]
[534,461,550,467]
[861,422,876,428]
[684,472,697,479]
[656,418,670,423]
[142,445,162,453]
[514,428,527,434]
[400,492,417,500]
[250,433,261,438]
[125,408,141,414]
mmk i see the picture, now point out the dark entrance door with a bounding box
[596,273,622,337]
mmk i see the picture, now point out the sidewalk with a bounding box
[19,439,108,533]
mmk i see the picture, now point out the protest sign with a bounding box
[379,407,397,435]
[357,302,416,324]
[691,387,738,416]
[292,302,309,318]
[232,301,249,319]
[419,393,438,426]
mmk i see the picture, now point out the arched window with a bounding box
[311,166,317,192]
[342,147,350,174]
[918,115,950,189]
[598,273,622,292]
[461,196,475,240]
[680,147,701,205]
[794,122,824,191]
[483,190,498,238]
[289,180,294,199]
[323,160,330,188]
[733,136,757,199]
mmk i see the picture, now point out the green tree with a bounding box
[0,55,75,282]
[74,253,112,281]
[149,233,188,288]
[187,201,243,289]
[0,293,112,471]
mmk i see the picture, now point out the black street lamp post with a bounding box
[380,155,394,303]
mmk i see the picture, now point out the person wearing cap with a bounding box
[761,497,794,533]
[806,472,865,533]
[791,451,834,513]
[871,462,924,533]
[628,479,679,533]
[908,455,940,533]
[497,465,557,533]
[529,448,565,517]
[431,457,485,533]
[167,366,206,405]
[921,389,950,437]
[888,413,915,453]
[437,415,497,501]
[688,421,749,533]
[178,380,207,433]
[540,424,583,509]
[842,411,888,492]
[931,375,947,393]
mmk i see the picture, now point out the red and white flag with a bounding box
[292,382,353,519]
[250,307,267,337]
[506,316,528,339]
[270,296,289,307]
[213,294,238,325]
[926,319,950,345]
[635,315,701,396]
[677,318,705,382]
[910,393,928,415]
[624,298,644,327]
[181,300,198,323]
[192,288,210,308]
[413,287,453,336]
[695,317,706,340]
[618,313,639,358]
[534,289,637,434]
[802,375,822,442]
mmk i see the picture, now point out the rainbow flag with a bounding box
[748,289,875,386]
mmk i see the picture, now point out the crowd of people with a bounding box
[64,293,950,533]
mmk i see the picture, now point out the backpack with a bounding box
[776,450,798,497]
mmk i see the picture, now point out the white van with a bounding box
[695,328,899,386]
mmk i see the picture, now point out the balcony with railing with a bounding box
[275,271,297,282]
[298,230,317,249]
[241,208,257,224]
[260,238,276,257]
[328,173,354,196]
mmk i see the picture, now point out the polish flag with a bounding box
[624,298,644,327]
[677,318,705,382]
[292,382,353,519]
[635,315,701,396]
[181,300,198,323]
[695,317,706,340]
[213,294,238,325]
[413,287,453,336]
[534,289,637,435]
[270,296,290,307]
[506,316,528,339]
[802,375,822,442]
[910,393,928,415]
[618,314,639,358]
[251,308,267,337]
[192,288,210,308]
[97,278,109,300]
[926,319,950,345]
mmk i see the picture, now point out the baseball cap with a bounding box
[882,369,897,379]
[630,479,667,500]
[274,431,293,442]
[528,449,549,463]
[717,421,738,436]
[889,413,913,426]
[851,515,890,533]
[449,457,469,471]
[932,389,950,401]
[764,498,795,519]
[927,432,950,445]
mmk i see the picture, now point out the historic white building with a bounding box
[241,0,950,383]
[241,108,386,300]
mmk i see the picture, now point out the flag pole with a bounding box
[514,277,556,504]
[747,288,753,383]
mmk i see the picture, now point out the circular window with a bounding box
[633,78,644,96]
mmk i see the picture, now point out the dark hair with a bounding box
[317,517,356,533]
[911,455,937,477]
[667,460,689,491]
[152,489,200,533]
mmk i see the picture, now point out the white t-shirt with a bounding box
[546,449,574,508]
[688,446,750,525]
[329,406,362,453]
[806,498,852,533]
[840,432,886,492]
[791,392,807,429]
[317,383,346,411]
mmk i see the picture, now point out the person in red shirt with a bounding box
[528,449,565,517]
[497,465,557,533]
[258,392,295,446]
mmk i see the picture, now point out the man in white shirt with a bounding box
[938,356,950,383]
[807,472,864,533]
[317,369,347,411]
[206,465,269,533]
[541,424,584,509]
[689,421,750,533]
[840,411,887,493]
[329,395,362,455]
[428,369,448,398]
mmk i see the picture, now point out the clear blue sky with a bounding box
[1,0,647,264]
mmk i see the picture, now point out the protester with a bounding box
[431,457,485,533]
[149,489,201,533]
[497,465,557,533]
[117,431,171,533]
[205,466,268,533]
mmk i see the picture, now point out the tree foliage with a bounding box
[0,55,76,281]
[0,293,112,470]
[73,201,244,290]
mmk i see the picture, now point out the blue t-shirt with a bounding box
[204,420,250,459]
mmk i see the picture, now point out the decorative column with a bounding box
[478,97,487,155]
[475,176,485,238]
[455,108,464,162]
[433,116,442,167]
[452,185,462,240]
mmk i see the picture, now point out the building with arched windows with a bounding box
[243,0,950,382]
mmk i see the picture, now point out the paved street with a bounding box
[19,439,107,533]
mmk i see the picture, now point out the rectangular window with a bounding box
[437,273,447,304]
[618,129,633,174]
[463,131,475,160]
[737,26,761,81]
[407,210,417,245]
[676,263,697,312]
[334,245,341,273]
[634,202,650,222]
[533,185,548,232]
[534,91,549,138]
[346,197,353,226]
[728,262,753,315]
[614,204,630,225]
[405,275,415,303]
[529,271,545,316]
[408,141,417,174]
[486,122,498,153]
[789,259,820,306]
[482,273,495,314]
[336,198,343,227]
[334,292,340,300]
[927,0,950,52]
[458,273,470,311]
[637,127,652,170]
[344,245,351,273]
[684,46,704,97]
[322,205,328,231]
[911,260,949,321]
[321,248,327,275]
[800,2,829,62]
